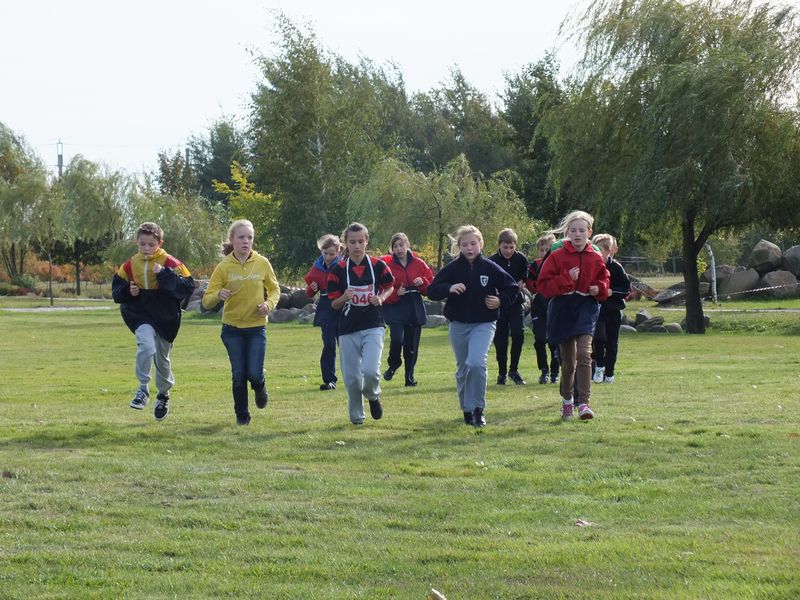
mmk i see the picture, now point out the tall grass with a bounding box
[1,309,798,599]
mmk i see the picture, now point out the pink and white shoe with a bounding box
[577,403,594,420]
[561,402,574,421]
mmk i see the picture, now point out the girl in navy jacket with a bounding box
[537,211,610,421]
[304,234,342,391]
[427,225,518,428]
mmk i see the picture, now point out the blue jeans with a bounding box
[221,324,266,418]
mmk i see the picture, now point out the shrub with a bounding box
[11,273,40,290]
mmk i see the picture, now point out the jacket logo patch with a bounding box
[480,275,489,286]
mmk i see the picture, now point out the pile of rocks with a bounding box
[620,309,684,334]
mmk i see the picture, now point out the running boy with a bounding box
[112,222,195,420]
[488,228,529,385]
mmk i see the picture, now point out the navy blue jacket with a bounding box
[427,254,518,323]
[601,257,631,313]
[488,250,528,306]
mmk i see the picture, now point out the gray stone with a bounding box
[298,313,315,324]
[423,314,448,328]
[747,239,782,275]
[654,281,710,305]
[276,292,290,310]
[757,270,800,298]
[717,268,760,298]
[701,264,740,284]
[289,288,314,309]
[300,303,316,316]
[634,309,651,327]
[664,322,683,333]
[636,316,665,332]
[268,308,298,323]
[649,325,669,333]
[619,324,637,334]
[782,245,800,277]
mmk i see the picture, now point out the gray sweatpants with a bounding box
[338,327,384,423]
[448,321,496,412]
[135,324,174,396]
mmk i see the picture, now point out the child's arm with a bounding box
[536,253,575,298]
[262,259,281,313]
[201,265,227,310]
[156,260,195,301]
[416,261,435,295]
[590,258,611,301]
[112,273,132,304]
[426,265,454,301]
[304,267,319,298]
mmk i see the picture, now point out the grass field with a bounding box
[1,306,799,599]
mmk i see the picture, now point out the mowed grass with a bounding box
[0,308,799,599]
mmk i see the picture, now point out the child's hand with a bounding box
[369,294,382,306]
[397,285,407,296]
[588,285,599,296]
[485,295,500,309]
[412,277,424,287]
[257,302,269,316]
[129,282,140,297]
[310,281,318,292]
[152,262,162,274]
[342,289,355,301]
[569,267,580,281]
[219,288,232,301]
[450,283,466,295]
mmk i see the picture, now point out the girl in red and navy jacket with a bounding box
[537,211,609,421]
[304,234,342,391]
[380,232,434,387]
[427,225,519,428]
[327,223,394,425]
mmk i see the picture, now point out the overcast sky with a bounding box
[3,1,796,176]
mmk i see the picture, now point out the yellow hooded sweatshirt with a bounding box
[202,250,280,328]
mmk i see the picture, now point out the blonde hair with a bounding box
[136,222,163,242]
[389,232,409,252]
[317,233,341,252]
[549,210,594,238]
[449,225,483,256]
[221,219,254,256]
[536,233,556,249]
[498,228,517,245]
[592,233,617,253]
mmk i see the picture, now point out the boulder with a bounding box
[298,313,315,324]
[663,322,683,333]
[782,245,800,277]
[756,270,800,299]
[649,325,669,333]
[747,239,782,275]
[423,314,448,328]
[717,268,760,298]
[289,288,314,309]
[636,316,665,332]
[268,308,299,324]
[619,324,637,334]
[300,303,316,316]
[654,281,710,305]
[628,275,658,300]
[276,292,290,309]
[701,264,740,284]
[634,308,651,327]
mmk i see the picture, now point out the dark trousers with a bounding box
[531,315,559,376]
[592,310,622,377]
[221,324,266,419]
[387,322,422,382]
[493,303,525,375]
[319,319,339,384]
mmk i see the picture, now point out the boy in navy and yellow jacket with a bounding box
[112,222,195,420]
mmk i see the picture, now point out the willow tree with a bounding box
[547,0,800,332]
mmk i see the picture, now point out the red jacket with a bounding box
[379,251,434,305]
[303,255,337,298]
[536,241,610,301]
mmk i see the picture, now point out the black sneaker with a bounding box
[472,407,486,428]
[236,414,251,426]
[154,394,169,421]
[509,371,526,385]
[538,369,549,384]
[319,382,336,391]
[463,411,472,425]
[404,378,417,387]
[368,398,383,420]
[496,374,507,385]
[129,389,149,410]
[254,385,268,409]
[383,368,396,381]
[551,374,559,384]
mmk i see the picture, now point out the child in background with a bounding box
[112,222,195,421]
[304,234,342,391]
[202,219,281,426]
[488,228,528,385]
[327,223,395,425]
[380,232,434,387]
[536,211,609,421]
[526,233,559,385]
[427,225,519,428]
[591,234,631,384]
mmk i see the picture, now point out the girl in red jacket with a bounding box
[537,211,610,421]
[380,232,434,387]
[304,234,342,391]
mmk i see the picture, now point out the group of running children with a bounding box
[112,210,631,428]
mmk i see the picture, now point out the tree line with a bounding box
[2,0,799,332]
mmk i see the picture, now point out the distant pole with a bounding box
[57,139,63,179]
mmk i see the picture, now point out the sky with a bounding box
[0,0,590,175]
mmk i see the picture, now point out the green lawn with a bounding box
[1,308,798,599]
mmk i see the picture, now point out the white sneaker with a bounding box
[592,366,605,383]
[604,375,615,384]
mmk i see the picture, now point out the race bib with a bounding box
[348,284,373,307]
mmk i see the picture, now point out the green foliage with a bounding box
[187,117,248,206]
[212,161,278,256]
[154,149,196,198]
[9,273,39,290]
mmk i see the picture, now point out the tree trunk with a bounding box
[681,214,706,334]
[74,240,82,296]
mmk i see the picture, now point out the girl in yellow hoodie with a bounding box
[202,219,281,425]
